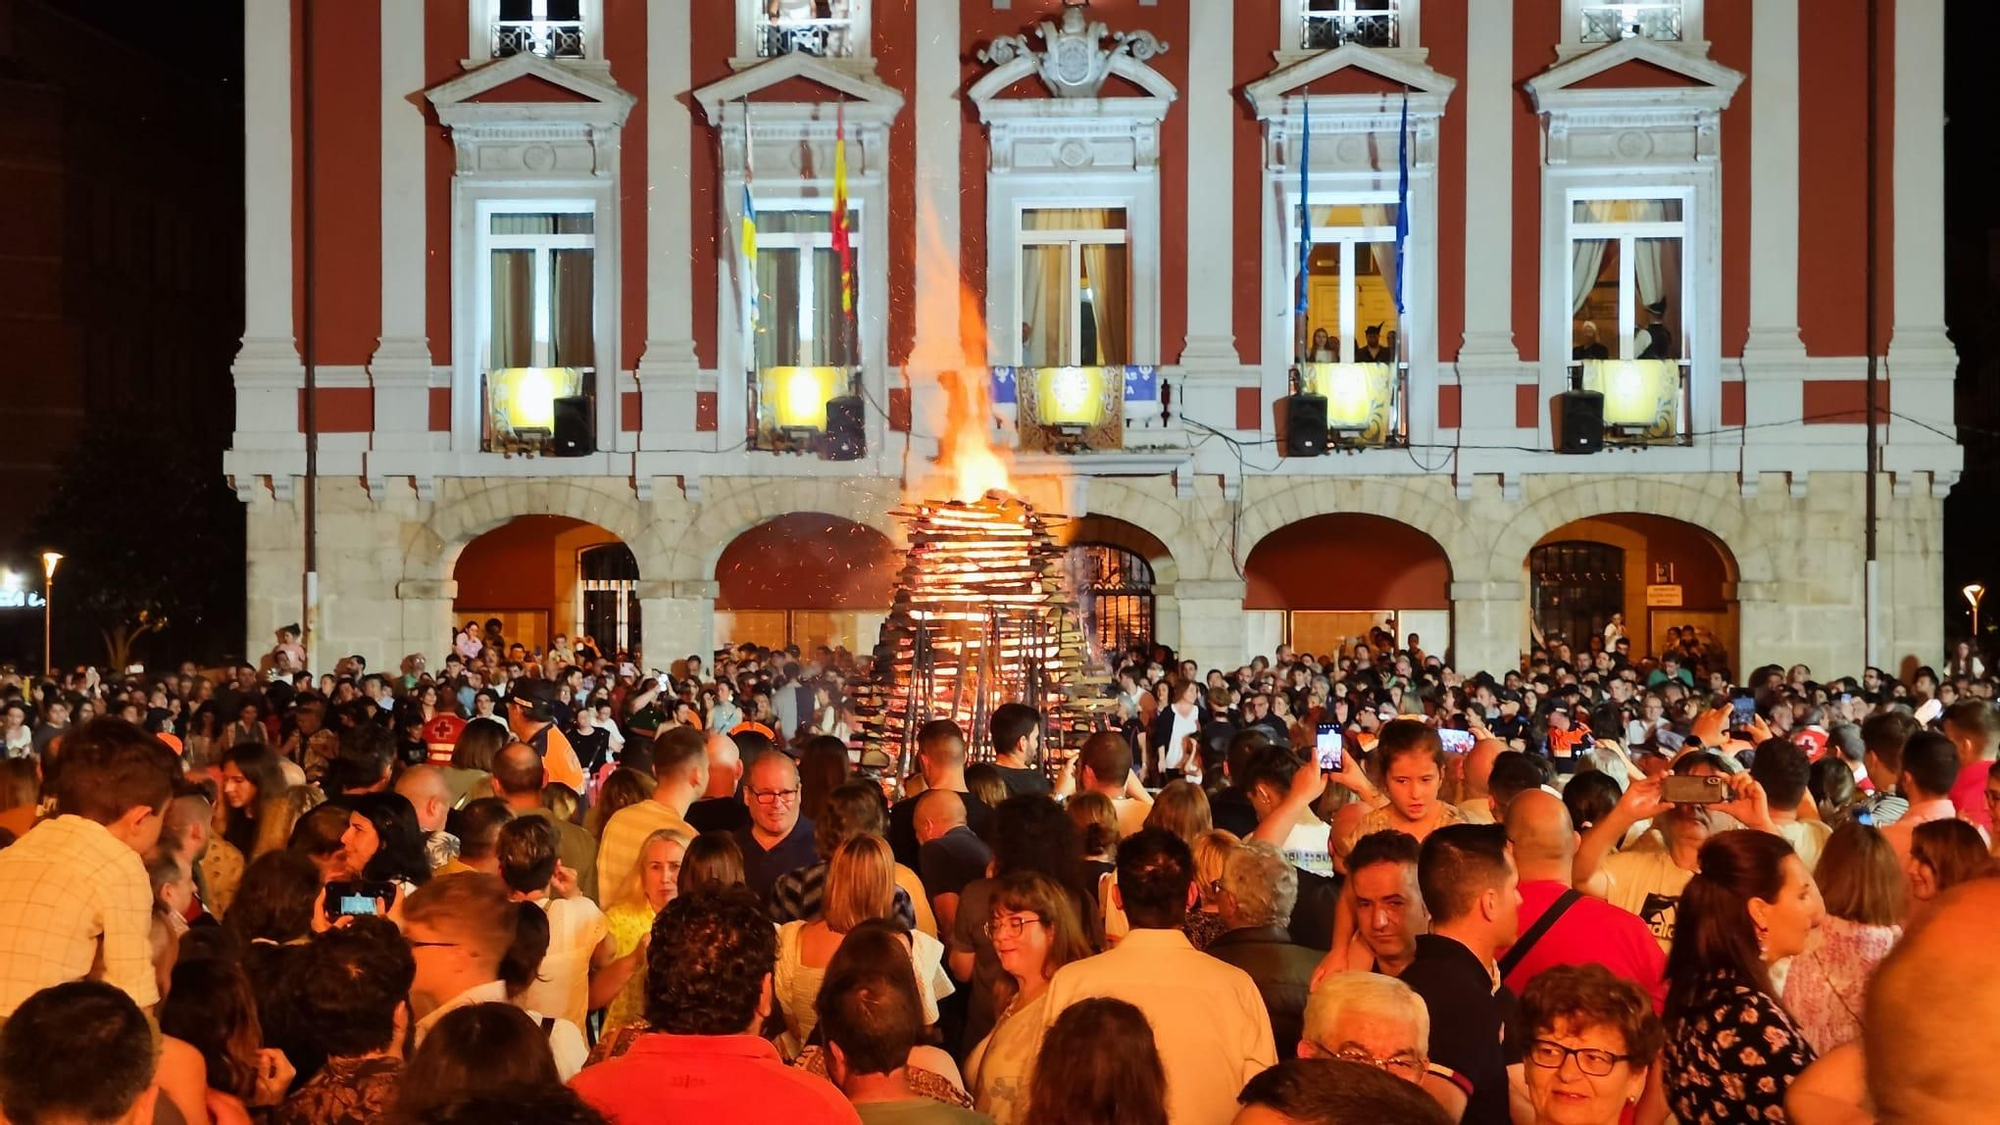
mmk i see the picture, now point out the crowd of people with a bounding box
[0,617,1995,1125]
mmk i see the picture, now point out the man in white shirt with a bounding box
[1076,731,1154,840]
[1044,827,1276,1124]
[0,719,173,1016]
[403,871,589,1080]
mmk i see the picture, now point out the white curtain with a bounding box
[1022,209,1116,365]
[1571,238,1609,317]
[1080,242,1128,364]
[489,249,532,369]
[1633,200,1668,305]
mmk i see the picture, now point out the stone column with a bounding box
[1179,0,1238,372]
[1455,0,1524,443]
[636,0,704,449]
[1174,579,1251,673]
[395,580,459,672]
[1886,0,1959,443]
[1741,0,1805,364]
[371,0,435,450]
[233,0,304,451]
[1450,580,1526,677]
[639,580,718,664]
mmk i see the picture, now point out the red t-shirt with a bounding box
[571,1033,861,1125]
[1501,879,1668,1013]
[1951,759,1994,831]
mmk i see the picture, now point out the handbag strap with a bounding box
[1498,888,1584,980]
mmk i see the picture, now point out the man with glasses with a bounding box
[732,751,818,897]
[1296,971,1434,1089]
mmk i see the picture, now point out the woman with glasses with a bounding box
[964,873,1095,1125]
[1517,964,1664,1125]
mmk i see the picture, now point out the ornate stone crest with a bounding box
[977,1,1169,99]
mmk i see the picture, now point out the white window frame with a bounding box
[1278,0,1423,67]
[1565,193,1689,361]
[734,0,873,69]
[1286,196,1397,364]
[1558,0,1705,59]
[1015,210,1131,368]
[468,0,606,69]
[477,202,596,373]
[748,201,866,369]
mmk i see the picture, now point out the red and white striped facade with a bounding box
[226,0,1961,678]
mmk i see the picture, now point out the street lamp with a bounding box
[40,551,61,676]
[1966,583,1987,639]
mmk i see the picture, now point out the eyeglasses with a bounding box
[1327,1046,1425,1079]
[749,787,801,804]
[983,915,1044,940]
[1527,1039,1631,1077]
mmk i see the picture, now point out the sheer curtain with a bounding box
[1633,200,1667,306]
[1022,209,1116,366]
[489,249,532,369]
[550,248,594,370]
[1080,242,1128,364]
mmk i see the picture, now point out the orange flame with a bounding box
[911,198,1012,503]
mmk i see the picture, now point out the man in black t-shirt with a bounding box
[1398,824,1522,1125]
[887,720,995,868]
[990,702,1069,799]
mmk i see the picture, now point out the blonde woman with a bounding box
[594,825,692,1031]
[773,834,953,1054]
[1183,829,1241,950]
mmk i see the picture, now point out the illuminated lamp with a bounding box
[1586,359,1678,434]
[1033,366,1109,434]
[489,367,582,433]
[1302,362,1394,441]
[760,365,844,433]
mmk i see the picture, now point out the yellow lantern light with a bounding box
[1032,366,1109,429]
[488,367,582,432]
[760,365,844,431]
[1302,362,1394,431]
[1587,359,1679,428]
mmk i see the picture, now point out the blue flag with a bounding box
[1296,98,1312,320]
[1394,91,1410,317]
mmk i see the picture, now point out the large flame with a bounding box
[910,198,1012,503]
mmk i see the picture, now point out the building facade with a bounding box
[226,0,1960,679]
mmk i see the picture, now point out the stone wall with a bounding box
[241,469,1944,680]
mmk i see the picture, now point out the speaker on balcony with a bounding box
[1557,390,1604,454]
[1282,394,1329,457]
[550,395,594,457]
[821,395,865,461]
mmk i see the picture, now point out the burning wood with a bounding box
[854,490,1105,778]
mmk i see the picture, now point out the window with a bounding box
[1301,0,1401,50]
[759,0,862,60]
[1531,541,1625,653]
[493,0,585,59]
[1566,197,1684,363]
[1069,545,1155,657]
[1018,209,1129,367]
[1291,202,1400,364]
[480,206,596,452]
[578,543,640,655]
[752,208,862,369]
[1578,1,1683,45]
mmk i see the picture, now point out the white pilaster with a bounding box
[1741,0,1806,363]
[232,0,304,451]
[907,0,963,461]
[372,0,436,451]
[1885,0,1957,425]
[1456,0,1522,446]
[637,0,705,448]
[1180,0,1239,370]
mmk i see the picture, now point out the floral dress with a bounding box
[1665,970,1817,1124]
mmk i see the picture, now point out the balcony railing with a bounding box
[1297,361,1409,448]
[1579,1,1684,44]
[991,366,1167,453]
[492,19,586,60]
[1569,359,1693,446]
[1301,1,1401,51]
[759,16,858,60]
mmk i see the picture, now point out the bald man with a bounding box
[914,788,990,937]
[888,719,995,869]
[685,730,749,834]
[1499,791,1665,1010]
[1861,879,2000,1123]
[1456,739,1506,824]
[494,740,601,900]
[395,765,460,870]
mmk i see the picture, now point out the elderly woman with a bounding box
[1519,964,1664,1125]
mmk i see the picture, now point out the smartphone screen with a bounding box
[1438,728,1476,755]
[1730,695,1756,726]
[1315,722,1343,771]
[324,880,396,921]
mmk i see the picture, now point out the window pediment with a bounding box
[1525,37,1741,168]
[1244,42,1455,122]
[694,51,905,125]
[429,53,635,128]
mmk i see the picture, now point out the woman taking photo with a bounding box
[1024,997,1168,1125]
[1662,830,1825,1123]
[1517,964,1664,1125]
[964,873,1095,1125]
[1782,823,1905,1052]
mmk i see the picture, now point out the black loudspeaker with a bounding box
[1283,394,1329,457]
[822,395,865,461]
[1557,390,1604,454]
[550,395,593,457]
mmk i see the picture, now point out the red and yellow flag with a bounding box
[832,103,853,315]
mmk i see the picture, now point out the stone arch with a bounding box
[657,476,908,585]
[1232,476,1488,585]
[1072,478,1197,581]
[404,478,669,585]
[1490,476,1777,590]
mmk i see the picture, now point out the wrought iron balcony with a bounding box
[1579,1,1684,44]
[759,15,858,60]
[1300,0,1401,51]
[492,19,586,60]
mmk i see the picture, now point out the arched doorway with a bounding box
[1061,514,1176,662]
[1529,513,1739,669]
[1244,514,1452,659]
[715,514,897,652]
[452,515,637,655]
